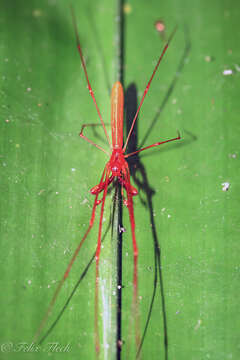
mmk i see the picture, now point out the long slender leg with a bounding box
[123,27,177,152]
[80,124,110,155]
[33,167,107,343]
[123,168,138,256]
[124,132,181,159]
[123,167,141,351]
[70,7,111,147]
[94,167,111,354]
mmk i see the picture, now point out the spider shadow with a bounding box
[123,24,193,360]
[125,83,169,359]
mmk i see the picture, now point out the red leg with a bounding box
[123,26,177,152]
[91,175,114,195]
[33,167,107,343]
[124,131,181,159]
[123,167,141,350]
[70,7,111,147]
[123,168,138,256]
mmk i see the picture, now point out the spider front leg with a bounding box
[79,123,110,155]
[90,175,114,195]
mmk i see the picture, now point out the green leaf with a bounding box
[1,0,239,359]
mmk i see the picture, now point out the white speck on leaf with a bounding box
[223,69,233,76]
[32,9,43,17]
[205,55,212,62]
[222,182,230,191]
[63,248,70,255]
[119,225,126,233]
[194,319,202,330]
[81,198,88,205]
[234,64,240,72]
